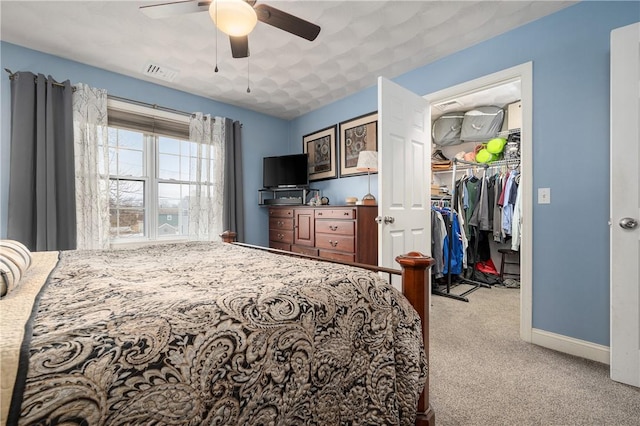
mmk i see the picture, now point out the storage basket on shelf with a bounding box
[432,111,464,146]
[460,106,505,142]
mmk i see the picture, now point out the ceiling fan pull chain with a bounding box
[247,57,251,93]
[214,0,219,73]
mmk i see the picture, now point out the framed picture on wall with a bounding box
[303,125,338,181]
[339,111,378,177]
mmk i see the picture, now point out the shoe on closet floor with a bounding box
[503,278,520,288]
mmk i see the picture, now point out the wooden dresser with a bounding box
[267,205,378,265]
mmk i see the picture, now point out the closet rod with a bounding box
[452,157,520,169]
[486,159,521,169]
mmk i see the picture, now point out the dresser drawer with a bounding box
[270,241,291,251]
[269,208,294,218]
[315,233,355,253]
[291,245,319,257]
[269,229,294,244]
[315,220,355,236]
[269,217,294,230]
[318,250,355,263]
[315,209,355,220]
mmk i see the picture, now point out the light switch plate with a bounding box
[538,187,551,204]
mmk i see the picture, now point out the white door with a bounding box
[610,22,640,388]
[377,77,431,288]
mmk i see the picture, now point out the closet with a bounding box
[430,81,522,301]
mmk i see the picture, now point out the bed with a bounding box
[1,236,434,425]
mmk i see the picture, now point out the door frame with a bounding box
[423,62,534,342]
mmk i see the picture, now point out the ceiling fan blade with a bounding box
[254,4,320,41]
[230,36,249,58]
[140,1,211,19]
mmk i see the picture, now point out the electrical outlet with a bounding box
[538,187,551,204]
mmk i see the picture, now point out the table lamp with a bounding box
[356,150,378,205]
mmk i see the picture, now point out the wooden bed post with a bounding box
[396,252,435,426]
[220,230,237,243]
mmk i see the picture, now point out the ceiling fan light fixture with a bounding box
[210,0,257,37]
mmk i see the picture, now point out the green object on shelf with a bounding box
[475,148,497,163]
[487,137,507,154]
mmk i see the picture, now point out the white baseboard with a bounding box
[531,328,610,365]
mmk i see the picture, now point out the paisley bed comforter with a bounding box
[3,242,426,425]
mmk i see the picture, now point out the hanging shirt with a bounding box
[498,171,511,207]
[465,177,481,239]
[470,176,491,231]
[511,176,523,251]
[443,212,463,276]
[486,175,496,232]
[501,171,518,236]
[431,210,448,278]
[455,178,469,238]
[493,173,504,243]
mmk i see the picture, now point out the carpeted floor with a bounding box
[429,285,640,426]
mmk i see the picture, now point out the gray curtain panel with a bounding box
[7,72,76,251]
[222,119,245,242]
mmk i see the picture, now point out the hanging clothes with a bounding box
[501,171,518,238]
[470,175,491,231]
[465,176,481,236]
[493,172,505,243]
[442,210,464,276]
[453,178,469,269]
[431,209,448,278]
[511,176,523,251]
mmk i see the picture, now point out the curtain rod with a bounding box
[5,69,189,118]
[108,94,193,118]
[5,69,235,124]
[5,68,76,91]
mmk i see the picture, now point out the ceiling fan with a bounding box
[140,0,321,59]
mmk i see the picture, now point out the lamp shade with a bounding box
[356,151,378,172]
[209,0,258,37]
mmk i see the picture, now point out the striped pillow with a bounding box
[0,240,33,297]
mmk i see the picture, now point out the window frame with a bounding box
[107,99,191,247]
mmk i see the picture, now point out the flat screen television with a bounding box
[263,153,309,189]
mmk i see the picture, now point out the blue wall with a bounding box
[0,41,290,245]
[289,1,640,347]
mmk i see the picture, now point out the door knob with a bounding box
[619,217,639,230]
[375,216,395,224]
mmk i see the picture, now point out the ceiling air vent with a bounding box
[142,62,179,82]
[434,99,463,112]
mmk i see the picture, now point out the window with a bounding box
[106,100,215,243]
[108,128,146,239]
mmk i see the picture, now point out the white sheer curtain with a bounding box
[188,113,225,241]
[73,83,110,249]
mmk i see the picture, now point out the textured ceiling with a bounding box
[0,1,574,120]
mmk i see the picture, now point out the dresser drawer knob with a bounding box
[329,225,338,231]
[277,220,284,227]
[330,240,338,247]
[278,233,284,240]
